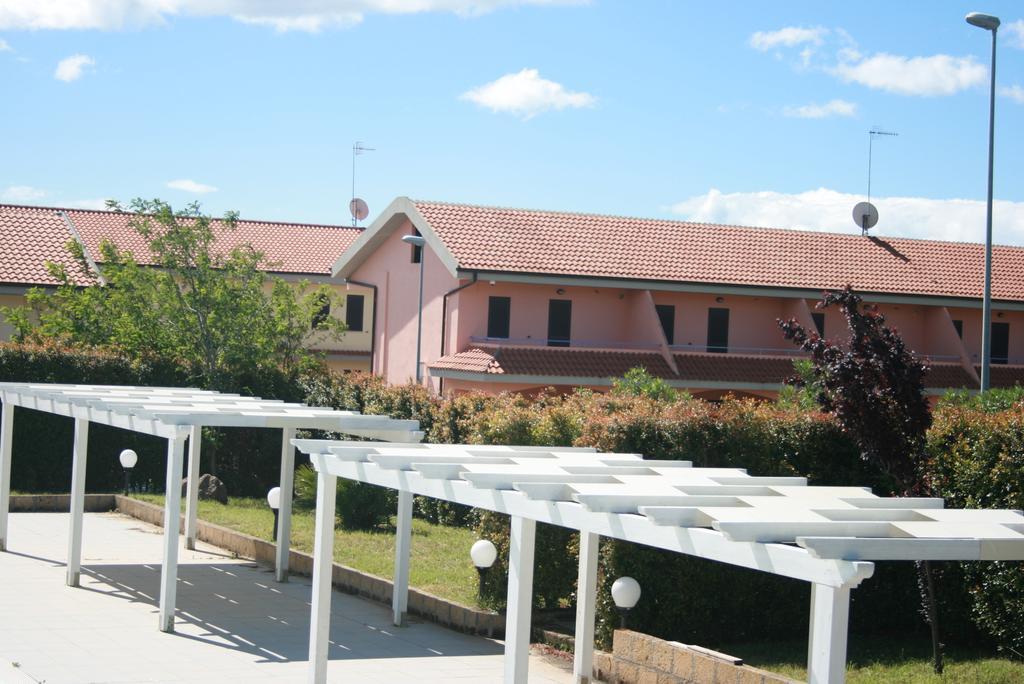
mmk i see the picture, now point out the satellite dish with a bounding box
[349,198,369,222]
[852,201,878,233]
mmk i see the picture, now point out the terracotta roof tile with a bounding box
[413,200,1024,302]
[0,205,93,286]
[429,345,1024,390]
[65,208,361,275]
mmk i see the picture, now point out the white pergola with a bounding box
[293,439,1024,684]
[0,382,422,633]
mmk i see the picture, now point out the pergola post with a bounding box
[308,470,338,684]
[392,489,413,626]
[0,403,13,552]
[807,582,851,684]
[275,427,296,582]
[184,425,202,551]
[158,435,186,632]
[504,515,537,684]
[573,532,599,684]
[66,418,90,587]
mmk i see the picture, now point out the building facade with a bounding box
[334,197,1024,398]
[0,203,374,373]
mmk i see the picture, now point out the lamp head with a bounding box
[470,539,498,569]
[267,486,281,510]
[611,576,641,610]
[401,234,426,248]
[119,449,138,469]
[966,12,1000,31]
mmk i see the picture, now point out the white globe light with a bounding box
[611,576,641,610]
[267,486,281,510]
[119,449,138,469]
[470,539,498,569]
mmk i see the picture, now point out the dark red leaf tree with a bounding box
[778,285,944,673]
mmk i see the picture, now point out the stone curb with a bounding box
[9,493,116,512]
[109,495,505,638]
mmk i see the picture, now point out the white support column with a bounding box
[392,489,413,626]
[807,582,851,684]
[184,425,202,551]
[66,418,89,587]
[573,532,599,684]
[0,403,13,552]
[275,427,297,582]
[504,515,537,684]
[308,471,337,684]
[158,435,186,633]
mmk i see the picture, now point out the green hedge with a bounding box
[928,398,1024,655]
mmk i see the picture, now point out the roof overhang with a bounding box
[457,269,1024,311]
[332,197,461,280]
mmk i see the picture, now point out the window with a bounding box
[487,296,511,339]
[811,312,825,337]
[311,295,330,329]
[547,299,572,347]
[992,322,1009,364]
[952,319,963,339]
[655,304,675,345]
[345,294,365,332]
[410,228,422,263]
[707,307,729,353]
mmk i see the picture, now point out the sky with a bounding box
[2,1,1024,245]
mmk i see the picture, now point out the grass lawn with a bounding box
[130,494,483,607]
[722,634,1024,683]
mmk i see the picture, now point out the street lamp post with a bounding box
[119,449,138,495]
[470,539,498,602]
[610,576,641,629]
[966,11,1000,392]
[401,234,427,385]
[267,486,281,542]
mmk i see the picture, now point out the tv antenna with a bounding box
[855,128,898,235]
[351,141,375,226]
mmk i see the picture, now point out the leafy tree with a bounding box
[611,366,687,403]
[3,199,346,389]
[778,286,945,673]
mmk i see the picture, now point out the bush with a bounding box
[293,463,395,530]
[928,402,1024,653]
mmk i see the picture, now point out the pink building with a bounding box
[333,197,1024,399]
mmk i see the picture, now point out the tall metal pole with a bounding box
[980,26,997,392]
[415,253,425,385]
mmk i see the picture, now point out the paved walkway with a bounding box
[0,512,572,683]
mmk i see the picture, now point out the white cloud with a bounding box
[670,188,1024,246]
[1000,84,1024,104]
[461,68,595,119]
[167,179,218,194]
[54,54,95,82]
[783,99,857,119]
[1007,20,1024,49]
[750,26,827,51]
[0,39,12,51]
[0,0,586,32]
[1,185,46,202]
[832,52,986,96]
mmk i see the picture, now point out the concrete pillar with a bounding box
[573,532,599,683]
[275,427,296,582]
[807,582,851,684]
[0,403,13,552]
[158,435,185,632]
[66,418,89,587]
[308,470,337,684]
[504,516,537,684]
[392,490,413,626]
[184,425,202,550]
